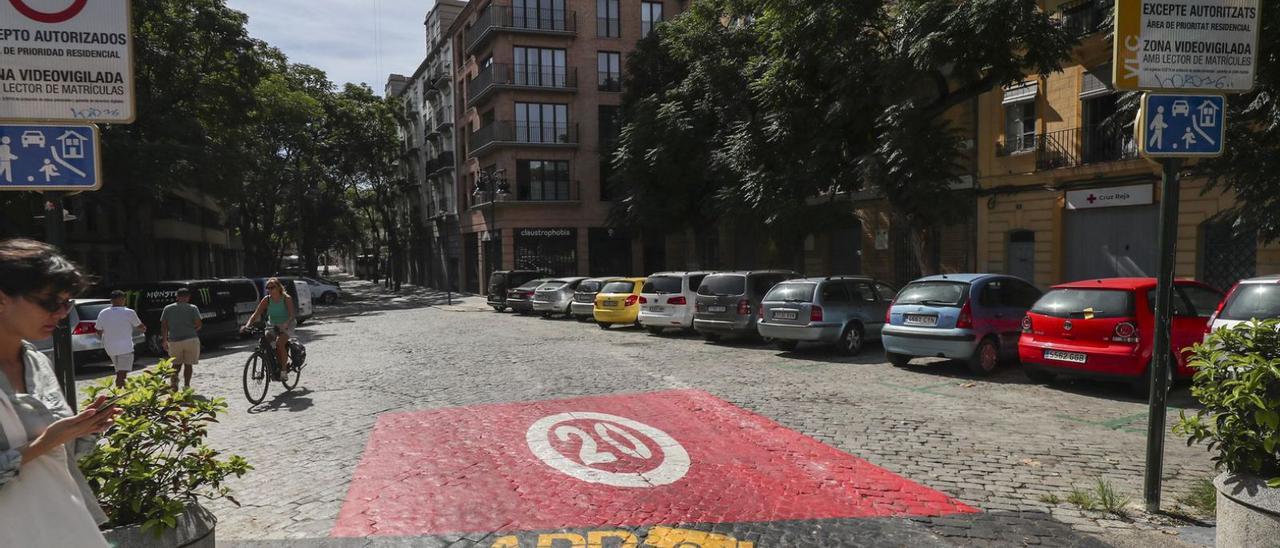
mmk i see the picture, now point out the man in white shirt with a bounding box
[96,290,145,388]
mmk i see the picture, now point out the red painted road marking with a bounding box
[332,390,977,537]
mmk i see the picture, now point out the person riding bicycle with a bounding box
[242,278,296,380]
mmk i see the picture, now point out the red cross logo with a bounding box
[1087,194,1097,204]
[9,0,88,24]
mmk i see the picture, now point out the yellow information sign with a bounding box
[1113,0,1260,92]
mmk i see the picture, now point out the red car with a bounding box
[1018,278,1224,394]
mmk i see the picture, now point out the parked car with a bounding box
[1018,277,1223,395]
[1206,274,1280,333]
[638,271,712,335]
[300,276,341,304]
[219,277,262,329]
[31,299,146,365]
[507,278,553,315]
[532,277,589,317]
[487,270,548,312]
[693,270,802,341]
[593,277,647,329]
[99,280,241,355]
[882,274,1041,375]
[757,276,896,354]
[570,277,620,321]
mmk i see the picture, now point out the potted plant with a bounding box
[79,361,251,547]
[1175,319,1280,546]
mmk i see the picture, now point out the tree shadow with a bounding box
[770,341,891,365]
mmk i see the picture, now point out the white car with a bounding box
[638,271,713,335]
[1207,275,1280,334]
[292,279,314,324]
[301,276,341,304]
[21,131,45,147]
[31,299,145,365]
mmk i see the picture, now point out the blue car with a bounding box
[882,274,1041,375]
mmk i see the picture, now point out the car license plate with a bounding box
[708,305,727,313]
[904,314,938,327]
[200,311,218,320]
[650,305,666,313]
[1044,350,1087,364]
[773,311,798,320]
[603,300,618,307]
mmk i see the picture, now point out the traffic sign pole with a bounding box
[1144,158,1183,512]
[42,191,77,411]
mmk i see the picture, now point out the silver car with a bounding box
[532,277,589,317]
[756,276,895,354]
[31,299,146,364]
[570,277,620,321]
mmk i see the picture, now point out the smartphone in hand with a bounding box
[94,392,130,411]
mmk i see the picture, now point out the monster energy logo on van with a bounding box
[198,287,212,303]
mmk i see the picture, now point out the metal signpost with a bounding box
[1,0,135,408]
[1117,0,1257,512]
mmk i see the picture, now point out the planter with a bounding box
[102,502,216,548]
[1215,472,1280,548]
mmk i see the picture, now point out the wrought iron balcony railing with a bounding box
[468,64,577,106]
[466,6,577,53]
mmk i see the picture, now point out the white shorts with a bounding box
[109,352,134,373]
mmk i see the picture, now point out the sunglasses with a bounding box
[29,294,73,314]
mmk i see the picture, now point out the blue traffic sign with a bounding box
[0,123,100,191]
[1139,94,1225,158]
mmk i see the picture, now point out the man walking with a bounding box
[161,287,202,390]
[96,290,145,388]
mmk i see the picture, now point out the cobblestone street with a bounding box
[80,278,1219,547]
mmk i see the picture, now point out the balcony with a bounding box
[1035,126,1140,170]
[468,64,578,107]
[469,179,581,208]
[431,64,451,90]
[426,151,456,175]
[1059,0,1108,37]
[470,121,579,156]
[466,6,577,54]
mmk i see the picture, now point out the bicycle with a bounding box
[241,325,307,405]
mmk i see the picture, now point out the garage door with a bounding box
[1064,205,1158,282]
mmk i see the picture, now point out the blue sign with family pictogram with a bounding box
[1139,94,1225,158]
[0,123,100,191]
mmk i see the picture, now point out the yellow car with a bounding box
[593,277,647,329]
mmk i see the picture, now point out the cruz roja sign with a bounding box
[1114,0,1261,92]
[1138,94,1226,158]
[0,122,99,190]
[0,0,135,122]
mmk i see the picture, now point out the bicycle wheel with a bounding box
[242,352,270,405]
[281,361,301,390]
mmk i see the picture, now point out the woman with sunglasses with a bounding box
[243,278,297,381]
[0,239,121,546]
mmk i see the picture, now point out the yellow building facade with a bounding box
[974,0,1279,290]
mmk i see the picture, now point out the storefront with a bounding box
[514,227,578,275]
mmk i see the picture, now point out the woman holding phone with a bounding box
[0,239,122,546]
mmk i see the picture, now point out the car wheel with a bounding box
[967,338,1000,376]
[646,326,664,336]
[322,292,338,304]
[597,322,612,330]
[541,312,552,319]
[775,340,799,352]
[493,306,506,312]
[886,351,911,367]
[1024,367,1055,384]
[1132,357,1174,399]
[838,324,865,355]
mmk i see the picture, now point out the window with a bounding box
[516,160,571,201]
[513,0,566,31]
[1005,102,1036,152]
[480,55,493,70]
[599,105,621,201]
[851,282,878,302]
[875,283,897,302]
[820,283,851,303]
[1034,289,1133,318]
[1176,285,1226,318]
[514,47,567,87]
[641,1,663,37]
[514,102,569,143]
[598,51,622,92]
[896,281,969,307]
[597,0,620,37]
[698,275,746,296]
[765,283,817,303]
[1220,284,1280,321]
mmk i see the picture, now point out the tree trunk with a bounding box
[910,224,939,276]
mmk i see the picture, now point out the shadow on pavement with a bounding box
[247,387,315,414]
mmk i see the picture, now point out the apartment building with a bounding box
[448,0,684,292]
[387,0,469,290]
[976,0,1279,289]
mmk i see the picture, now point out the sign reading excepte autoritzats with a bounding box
[1114,0,1260,92]
[0,0,135,123]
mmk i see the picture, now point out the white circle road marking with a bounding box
[526,412,690,488]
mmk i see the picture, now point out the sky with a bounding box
[224,0,439,95]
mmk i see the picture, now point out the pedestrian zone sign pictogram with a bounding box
[0,123,99,190]
[1138,94,1225,158]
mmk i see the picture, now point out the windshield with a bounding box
[698,275,746,296]
[764,283,816,302]
[539,281,569,290]
[642,276,683,294]
[577,280,604,293]
[517,279,549,290]
[1032,289,1134,318]
[1221,284,1280,321]
[75,302,110,320]
[601,281,635,293]
[894,281,968,306]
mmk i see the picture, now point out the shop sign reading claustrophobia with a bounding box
[0,0,134,123]
[1114,0,1260,92]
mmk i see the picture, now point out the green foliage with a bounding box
[1178,477,1217,516]
[1066,486,1096,511]
[1038,493,1061,505]
[1175,320,1280,488]
[1094,479,1132,517]
[79,361,250,534]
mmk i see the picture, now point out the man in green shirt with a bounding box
[160,288,202,390]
